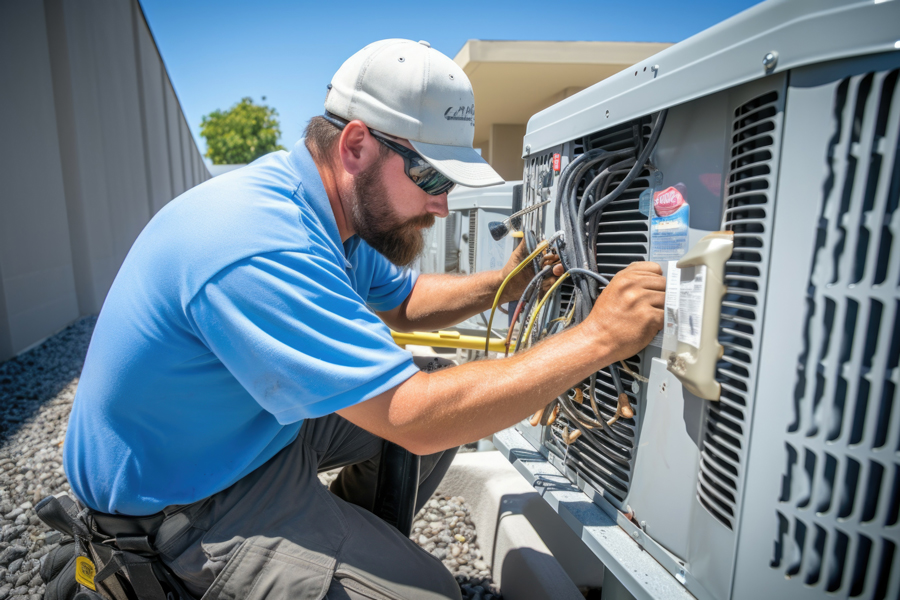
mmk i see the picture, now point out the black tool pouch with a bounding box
[36,495,195,600]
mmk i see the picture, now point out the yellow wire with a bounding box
[484,240,550,352]
[520,272,572,350]
[563,303,576,327]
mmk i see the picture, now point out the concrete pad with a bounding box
[439,451,605,599]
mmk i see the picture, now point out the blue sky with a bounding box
[140,0,761,161]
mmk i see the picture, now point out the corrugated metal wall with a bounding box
[0,0,209,361]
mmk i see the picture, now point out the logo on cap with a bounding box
[444,105,475,124]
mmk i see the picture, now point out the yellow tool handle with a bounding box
[391,330,510,353]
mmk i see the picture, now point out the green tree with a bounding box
[200,97,285,164]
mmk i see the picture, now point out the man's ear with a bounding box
[338,120,379,175]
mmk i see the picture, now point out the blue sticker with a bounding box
[650,204,690,261]
[639,189,654,217]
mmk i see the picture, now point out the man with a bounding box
[63,39,664,599]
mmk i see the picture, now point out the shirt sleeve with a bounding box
[360,242,419,312]
[186,250,420,424]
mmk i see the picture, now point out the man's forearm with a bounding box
[392,271,505,332]
[342,321,612,455]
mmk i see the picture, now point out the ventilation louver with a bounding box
[696,90,784,530]
[444,213,460,273]
[468,210,478,273]
[545,117,654,506]
[771,68,899,598]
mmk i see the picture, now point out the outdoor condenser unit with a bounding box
[419,183,519,337]
[493,1,900,599]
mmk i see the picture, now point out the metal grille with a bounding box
[467,210,478,273]
[698,90,783,530]
[522,153,552,236]
[444,213,460,272]
[546,117,654,507]
[771,69,900,598]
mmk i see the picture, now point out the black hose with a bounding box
[585,109,668,218]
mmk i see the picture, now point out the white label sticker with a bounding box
[677,265,707,349]
[649,261,681,349]
[662,261,681,351]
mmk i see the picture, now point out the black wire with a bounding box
[565,268,610,286]
[584,109,668,218]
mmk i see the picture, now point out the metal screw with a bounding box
[631,530,640,540]
[524,144,531,155]
[640,520,647,528]
[605,110,610,118]
[763,51,778,73]
[651,64,659,72]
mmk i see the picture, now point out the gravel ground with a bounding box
[0,316,95,600]
[0,317,499,600]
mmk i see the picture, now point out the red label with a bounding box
[552,153,561,172]
[653,186,685,217]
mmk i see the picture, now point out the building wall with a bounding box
[0,0,209,362]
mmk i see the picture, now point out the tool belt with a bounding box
[36,494,195,600]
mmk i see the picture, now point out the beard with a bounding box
[350,160,435,267]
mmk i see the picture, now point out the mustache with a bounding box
[405,213,436,230]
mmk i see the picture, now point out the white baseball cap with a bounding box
[325,39,504,188]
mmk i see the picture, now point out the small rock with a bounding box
[43,532,61,545]
[454,534,466,543]
[0,547,26,567]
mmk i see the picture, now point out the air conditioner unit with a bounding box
[492,1,900,599]
[419,182,520,337]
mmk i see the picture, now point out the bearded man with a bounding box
[62,39,664,599]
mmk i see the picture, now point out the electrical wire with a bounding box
[519,272,572,350]
[505,264,554,355]
[484,239,551,352]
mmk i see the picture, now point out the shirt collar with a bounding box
[289,139,357,268]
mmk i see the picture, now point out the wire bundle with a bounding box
[487,110,669,449]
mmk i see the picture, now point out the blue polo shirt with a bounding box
[64,140,421,516]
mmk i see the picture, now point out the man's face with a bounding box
[349,145,449,267]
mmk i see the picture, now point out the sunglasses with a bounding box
[322,114,456,196]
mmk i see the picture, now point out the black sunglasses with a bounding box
[322,114,456,196]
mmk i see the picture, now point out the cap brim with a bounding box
[409,140,505,188]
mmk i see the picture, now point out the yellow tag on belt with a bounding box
[75,556,97,591]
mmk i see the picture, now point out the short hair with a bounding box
[304,116,341,160]
[304,115,390,162]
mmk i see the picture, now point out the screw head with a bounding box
[763,51,778,72]
[524,144,531,155]
[631,530,640,540]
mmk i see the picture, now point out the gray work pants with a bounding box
[153,414,462,600]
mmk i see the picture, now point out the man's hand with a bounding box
[584,262,665,362]
[499,240,565,304]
